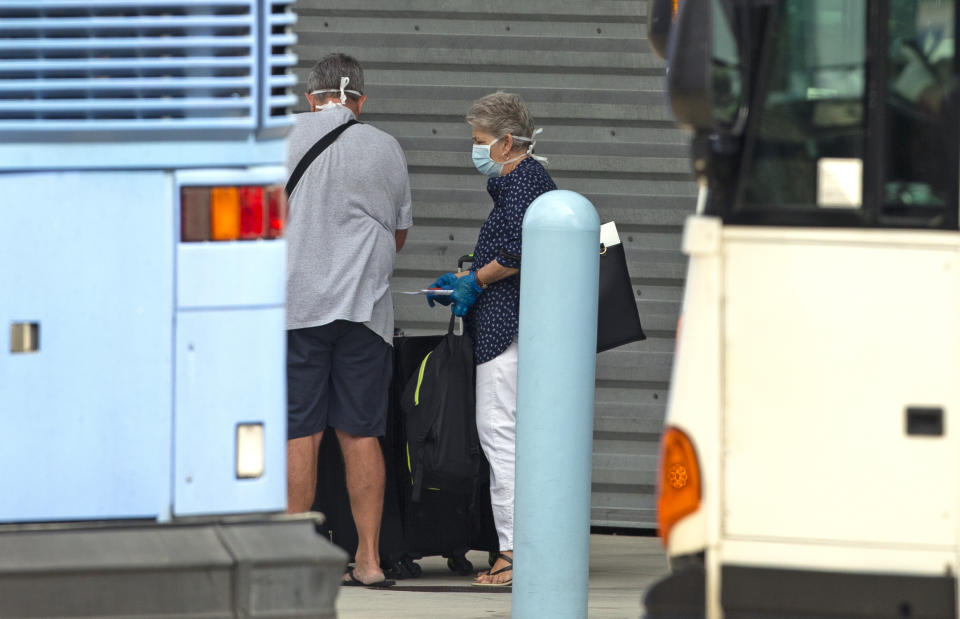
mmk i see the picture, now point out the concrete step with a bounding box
[0,516,348,619]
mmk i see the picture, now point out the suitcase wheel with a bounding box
[446,554,474,576]
[404,557,423,578]
[383,556,422,579]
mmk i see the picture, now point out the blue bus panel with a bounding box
[1,171,175,522]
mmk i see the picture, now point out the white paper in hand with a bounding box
[402,289,454,295]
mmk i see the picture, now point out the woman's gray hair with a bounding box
[307,53,364,99]
[466,91,535,152]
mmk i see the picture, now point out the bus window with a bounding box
[741,0,868,211]
[884,0,956,222]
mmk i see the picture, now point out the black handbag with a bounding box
[597,222,646,353]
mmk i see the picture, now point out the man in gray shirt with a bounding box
[285,53,412,588]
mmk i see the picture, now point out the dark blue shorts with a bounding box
[287,320,392,439]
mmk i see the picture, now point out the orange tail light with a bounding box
[657,426,702,547]
[211,187,241,241]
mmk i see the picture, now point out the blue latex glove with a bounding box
[451,271,483,317]
[426,272,457,307]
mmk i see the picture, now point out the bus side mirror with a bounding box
[666,0,715,131]
[647,0,676,60]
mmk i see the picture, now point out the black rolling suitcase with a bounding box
[312,332,497,577]
[393,331,498,575]
[392,253,498,574]
[312,255,497,578]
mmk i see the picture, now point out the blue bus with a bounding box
[0,2,343,616]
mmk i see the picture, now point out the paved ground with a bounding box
[335,533,667,618]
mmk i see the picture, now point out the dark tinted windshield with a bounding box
[728,0,957,228]
[742,1,868,211]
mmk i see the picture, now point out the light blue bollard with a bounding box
[513,190,599,619]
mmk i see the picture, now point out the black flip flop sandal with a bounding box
[472,553,513,587]
[342,565,396,588]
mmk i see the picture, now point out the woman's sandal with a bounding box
[472,553,512,587]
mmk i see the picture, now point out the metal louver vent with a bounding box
[260,0,297,134]
[0,0,296,135]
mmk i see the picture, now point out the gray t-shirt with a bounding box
[285,105,413,344]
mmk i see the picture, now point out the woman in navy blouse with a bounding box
[427,91,556,586]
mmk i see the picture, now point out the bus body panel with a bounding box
[0,171,175,522]
[0,138,287,173]
[651,219,960,618]
[722,228,959,549]
[0,169,290,523]
[177,240,286,309]
[663,215,724,558]
[173,306,286,517]
[171,167,288,517]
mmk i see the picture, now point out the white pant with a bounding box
[475,340,518,551]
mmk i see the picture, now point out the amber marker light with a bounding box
[211,186,241,241]
[656,426,701,547]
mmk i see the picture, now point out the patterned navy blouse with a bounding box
[466,157,556,364]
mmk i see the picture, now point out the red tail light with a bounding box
[266,186,287,239]
[239,186,265,239]
[180,183,285,242]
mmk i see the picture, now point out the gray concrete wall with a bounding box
[291,0,696,529]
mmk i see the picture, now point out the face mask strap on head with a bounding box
[510,127,548,164]
[310,76,363,110]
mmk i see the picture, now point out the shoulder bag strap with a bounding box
[285,118,360,198]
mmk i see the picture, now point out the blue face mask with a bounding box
[471,130,547,177]
[471,138,505,177]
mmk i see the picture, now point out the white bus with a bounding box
[645,0,959,617]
